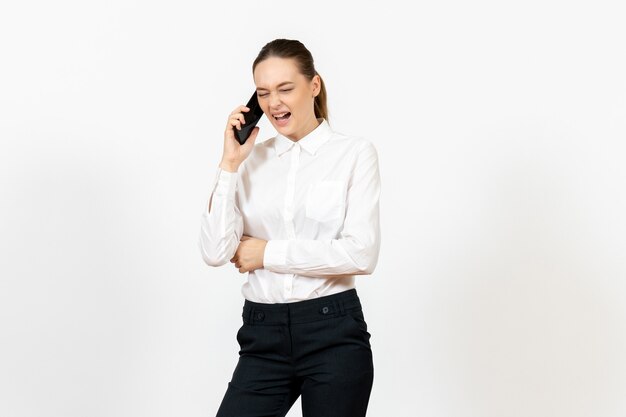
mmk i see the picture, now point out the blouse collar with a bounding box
[274,118,332,157]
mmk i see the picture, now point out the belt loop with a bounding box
[338,298,345,315]
[248,307,254,324]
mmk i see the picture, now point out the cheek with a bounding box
[260,103,271,118]
[289,96,309,115]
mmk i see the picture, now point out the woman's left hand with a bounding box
[230,235,268,273]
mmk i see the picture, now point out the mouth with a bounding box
[272,112,291,121]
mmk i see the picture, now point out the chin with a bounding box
[276,124,295,136]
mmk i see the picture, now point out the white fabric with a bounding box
[198,118,381,303]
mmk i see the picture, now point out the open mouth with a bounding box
[273,112,291,121]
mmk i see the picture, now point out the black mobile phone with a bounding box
[234,91,264,145]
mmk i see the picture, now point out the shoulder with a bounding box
[254,134,277,150]
[329,129,378,157]
[238,134,277,174]
[248,135,276,158]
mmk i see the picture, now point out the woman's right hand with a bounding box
[220,105,260,172]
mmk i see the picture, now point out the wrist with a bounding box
[219,160,240,173]
[261,241,268,268]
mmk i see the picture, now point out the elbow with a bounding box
[201,252,228,267]
[198,237,230,267]
[338,231,380,275]
[352,240,380,275]
[364,262,378,275]
[197,218,242,268]
[357,255,378,275]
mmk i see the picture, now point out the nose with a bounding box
[269,92,282,109]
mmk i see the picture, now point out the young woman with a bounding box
[198,38,381,417]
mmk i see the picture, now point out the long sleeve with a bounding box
[263,141,381,276]
[198,166,244,267]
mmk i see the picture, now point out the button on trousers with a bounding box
[215,288,374,417]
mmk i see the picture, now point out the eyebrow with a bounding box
[256,82,295,92]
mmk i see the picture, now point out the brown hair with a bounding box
[252,39,328,122]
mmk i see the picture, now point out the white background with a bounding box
[1,1,625,416]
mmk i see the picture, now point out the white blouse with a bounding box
[198,118,381,303]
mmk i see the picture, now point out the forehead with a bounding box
[253,57,303,88]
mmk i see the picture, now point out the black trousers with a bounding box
[216,288,374,417]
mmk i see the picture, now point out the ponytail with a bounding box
[314,72,328,121]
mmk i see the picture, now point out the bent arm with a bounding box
[198,167,244,266]
[263,142,381,276]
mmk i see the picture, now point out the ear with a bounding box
[312,74,321,97]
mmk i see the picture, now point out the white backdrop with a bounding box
[1,1,625,416]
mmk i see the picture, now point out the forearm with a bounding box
[198,208,242,266]
[262,142,382,277]
[198,166,243,266]
[262,235,380,277]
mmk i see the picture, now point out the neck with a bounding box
[287,116,321,141]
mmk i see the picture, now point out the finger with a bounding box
[229,115,243,131]
[229,112,245,125]
[231,105,250,115]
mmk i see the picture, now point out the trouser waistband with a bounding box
[242,288,362,325]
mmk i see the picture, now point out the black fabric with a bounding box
[216,288,374,417]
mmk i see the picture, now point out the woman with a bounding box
[198,38,381,417]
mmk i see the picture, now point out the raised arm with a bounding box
[198,103,260,267]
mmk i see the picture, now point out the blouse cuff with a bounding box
[263,240,289,269]
[214,167,238,198]
[204,167,239,215]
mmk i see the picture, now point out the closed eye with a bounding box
[258,89,292,98]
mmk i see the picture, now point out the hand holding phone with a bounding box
[234,91,264,145]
